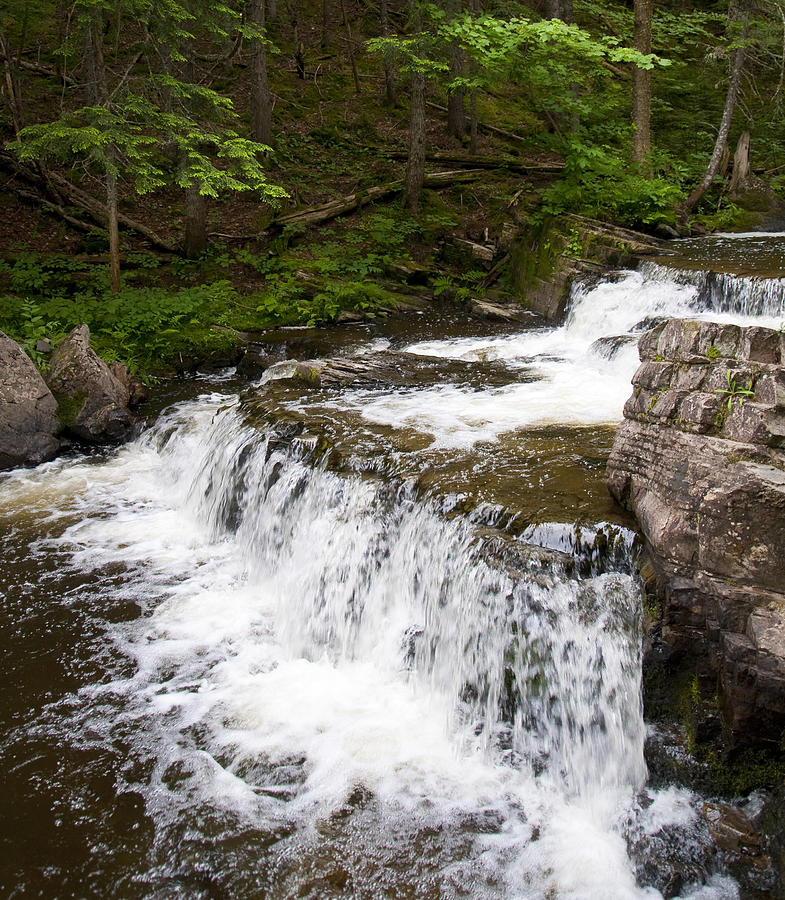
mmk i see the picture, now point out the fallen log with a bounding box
[426,101,528,144]
[6,183,93,233]
[380,148,563,174]
[271,169,487,229]
[0,151,176,252]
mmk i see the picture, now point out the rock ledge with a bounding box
[607,318,785,749]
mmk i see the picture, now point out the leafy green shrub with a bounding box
[542,140,684,228]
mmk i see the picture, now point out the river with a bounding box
[1,234,784,898]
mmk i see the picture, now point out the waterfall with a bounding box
[4,244,780,897]
[639,260,785,319]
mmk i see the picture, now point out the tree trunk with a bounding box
[273,169,485,229]
[404,70,426,212]
[631,0,654,168]
[380,0,396,106]
[728,130,751,193]
[338,0,361,94]
[470,87,478,154]
[0,28,23,133]
[447,44,466,139]
[446,0,465,139]
[184,184,208,258]
[681,32,746,216]
[321,0,330,47]
[106,163,121,293]
[249,0,273,144]
[82,8,107,105]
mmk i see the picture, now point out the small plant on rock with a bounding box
[715,371,755,411]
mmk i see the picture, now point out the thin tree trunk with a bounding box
[184,184,208,258]
[447,43,466,139]
[380,0,396,106]
[470,87,478,154]
[106,161,121,293]
[321,0,330,46]
[446,0,465,139]
[338,0,361,94]
[249,0,273,144]
[0,28,23,133]
[404,70,426,212]
[83,8,107,105]
[681,38,746,216]
[631,0,654,169]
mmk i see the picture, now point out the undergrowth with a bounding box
[0,206,467,373]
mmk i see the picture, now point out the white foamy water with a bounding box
[322,268,784,449]
[0,388,739,898]
[6,254,778,896]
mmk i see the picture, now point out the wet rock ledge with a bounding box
[607,318,785,751]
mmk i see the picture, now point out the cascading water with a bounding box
[2,241,782,898]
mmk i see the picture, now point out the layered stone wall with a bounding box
[607,318,785,749]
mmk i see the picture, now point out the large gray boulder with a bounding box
[0,331,61,469]
[47,324,134,444]
[607,318,785,750]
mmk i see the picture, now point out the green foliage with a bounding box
[0,274,242,372]
[705,750,785,797]
[715,371,755,411]
[541,140,684,227]
[15,90,286,203]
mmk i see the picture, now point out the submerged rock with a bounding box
[47,324,134,444]
[0,331,61,470]
[607,318,785,751]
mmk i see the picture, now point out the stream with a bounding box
[1,234,784,898]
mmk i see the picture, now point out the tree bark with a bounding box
[184,184,208,258]
[248,0,273,144]
[631,0,654,169]
[404,70,426,212]
[82,8,107,105]
[470,87,478,154]
[0,36,22,134]
[106,162,121,292]
[380,0,396,106]
[338,0,361,94]
[728,130,751,193]
[249,0,273,144]
[273,169,485,229]
[321,0,331,47]
[447,43,466,139]
[681,27,747,216]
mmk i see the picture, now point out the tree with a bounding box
[14,2,286,286]
[446,0,466,140]
[248,0,273,145]
[631,0,654,168]
[367,30,447,212]
[680,2,750,216]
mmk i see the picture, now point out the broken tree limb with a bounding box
[44,170,176,252]
[7,183,94,232]
[271,169,487,229]
[0,152,176,252]
[379,148,563,174]
[426,101,528,144]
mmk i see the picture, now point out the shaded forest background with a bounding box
[1,0,784,374]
